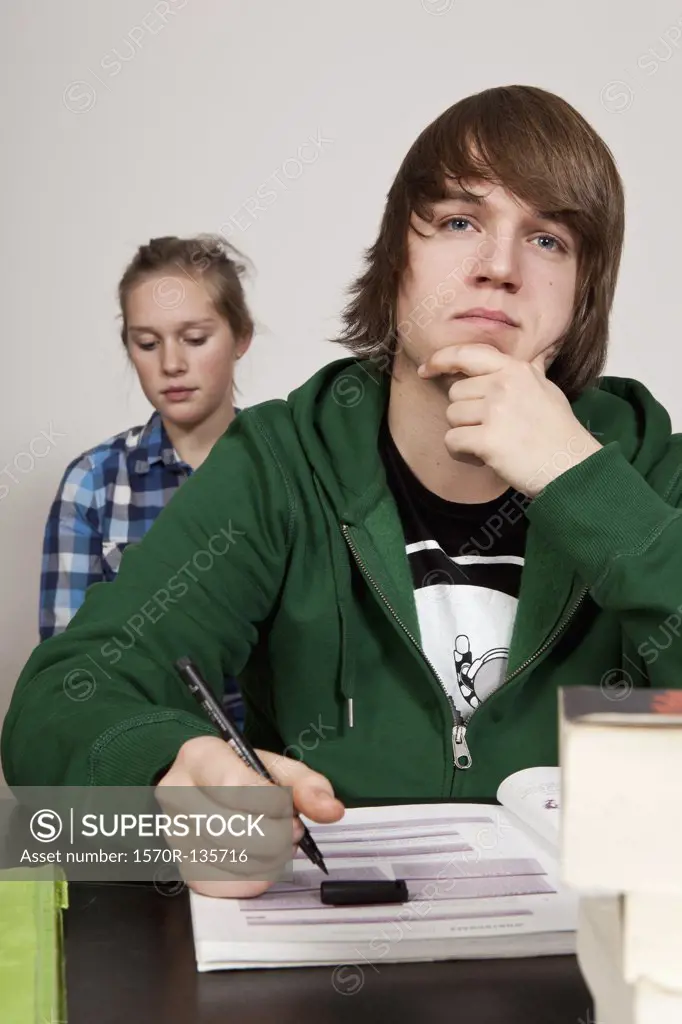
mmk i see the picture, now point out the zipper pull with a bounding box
[452,725,472,769]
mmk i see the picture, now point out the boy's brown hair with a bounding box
[335,85,625,401]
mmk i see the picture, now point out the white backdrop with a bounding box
[2,0,681,750]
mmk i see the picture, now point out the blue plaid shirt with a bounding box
[39,410,244,725]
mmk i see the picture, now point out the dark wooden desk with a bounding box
[65,882,593,1024]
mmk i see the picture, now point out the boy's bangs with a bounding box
[408,114,591,246]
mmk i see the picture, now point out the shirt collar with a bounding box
[128,407,242,476]
[129,411,188,476]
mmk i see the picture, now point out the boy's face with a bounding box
[395,179,579,375]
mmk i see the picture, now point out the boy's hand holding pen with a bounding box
[153,657,344,901]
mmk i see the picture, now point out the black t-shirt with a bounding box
[379,416,531,720]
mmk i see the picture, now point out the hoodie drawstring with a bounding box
[312,476,356,730]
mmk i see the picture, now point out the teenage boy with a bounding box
[3,86,681,900]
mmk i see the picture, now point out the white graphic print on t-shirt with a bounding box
[406,540,524,721]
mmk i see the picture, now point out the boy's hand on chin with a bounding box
[417,342,602,496]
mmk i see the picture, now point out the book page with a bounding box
[189,801,577,968]
[496,767,561,849]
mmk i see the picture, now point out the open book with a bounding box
[190,766,576,971]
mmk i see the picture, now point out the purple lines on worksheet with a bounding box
[240,871,553,915]
[294,837,474,859]
[408,875,554,901]
[242,906,535,926]
[396,857,545,879]
[306,816,494,840]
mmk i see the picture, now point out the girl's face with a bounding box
[124,271,251,428]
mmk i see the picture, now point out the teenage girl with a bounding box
[39,234,253,723]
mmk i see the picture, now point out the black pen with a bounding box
[174,656,328,875]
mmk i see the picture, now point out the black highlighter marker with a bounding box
[174,656,328,875]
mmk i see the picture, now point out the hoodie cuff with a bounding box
[526,441,681,593]
[87,712,218,786]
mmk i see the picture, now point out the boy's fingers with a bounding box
[174,736,272,788]
[292,779,345,824]
[188,877,273,900]
[259,750,345,821]
[162,736,345,826]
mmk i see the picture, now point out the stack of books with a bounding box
[560,686,682,1024]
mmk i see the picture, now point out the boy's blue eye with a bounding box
[534,235,562,252]
[443,217,471,232]
[441,219,566,254]
[185,336,208,345]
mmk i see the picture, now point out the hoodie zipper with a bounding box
[499,584,591,689]
[341,524,472,771]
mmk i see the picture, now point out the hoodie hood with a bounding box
[288,357,391,525]
[571,374,673,478]
[289,356,674,510]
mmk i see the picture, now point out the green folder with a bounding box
[0,868,68,1023]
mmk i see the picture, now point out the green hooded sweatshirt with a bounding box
[2,357,682,802]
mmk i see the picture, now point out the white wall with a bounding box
[2,0,681,746]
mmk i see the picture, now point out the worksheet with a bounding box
[189,774,578,971]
